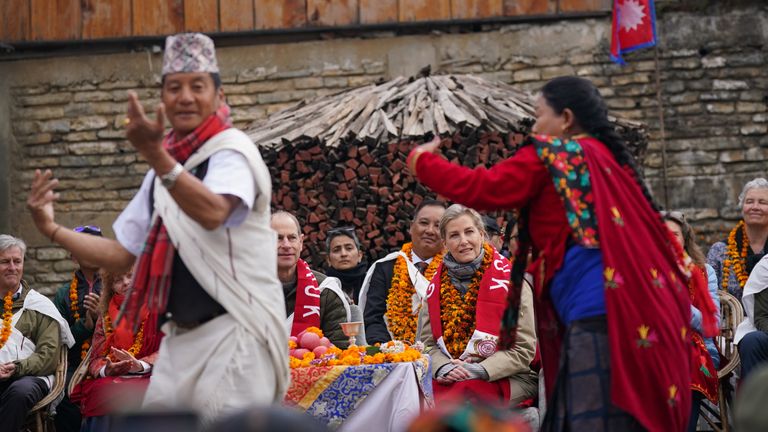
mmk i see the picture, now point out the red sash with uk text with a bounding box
[290,259,322,336]
[427,248,511,360]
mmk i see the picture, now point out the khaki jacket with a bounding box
[418,280,538,402]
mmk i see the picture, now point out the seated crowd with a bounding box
[2,176,767,431]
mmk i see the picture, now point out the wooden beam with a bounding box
[307,0,358,26]
[503,0,554,15]
[132,0,183,36]
[451,0,502,20]
[82,0,131,39]
[360,0,397,24]
[254,0,307,29]
[398,0,450,22]
[0,0,30,42]
[184,0,219,32]
[220,0,255,31]
[30,0,80,41]
[558,0,611,12]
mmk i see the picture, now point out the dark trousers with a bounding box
[738,331,768,382]
[0,375,48,432]
[688,391,704,432]
[55,368,82,432]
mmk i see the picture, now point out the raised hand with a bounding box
[26,169,60,238]
[417,135,445,155]
[125,91,166,159]
[83,292,101,330]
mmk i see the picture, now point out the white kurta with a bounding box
[127,128,289,420]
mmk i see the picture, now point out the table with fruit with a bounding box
[285,327,433,430]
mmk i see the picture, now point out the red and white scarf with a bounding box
[120,104,232,330]
[289,259,322,336]
[427,248,511,360]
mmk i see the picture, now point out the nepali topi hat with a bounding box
[162,33,219,76]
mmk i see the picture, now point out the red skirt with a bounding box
[70,375,151,417]
[433,378,511,405]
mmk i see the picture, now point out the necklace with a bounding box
[0,290,13,350]
[723,221,750,290]
[385,243,443,343]
[102,314,146,360]
[439,243,493,358]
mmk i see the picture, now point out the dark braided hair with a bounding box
[540,76,660,212]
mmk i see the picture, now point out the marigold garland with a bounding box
[102,313,146,361]
[722,220,751,291]
[0,290,13,350]
[439,243,494,359]
[385,242,444,344]
[69,275,80,321]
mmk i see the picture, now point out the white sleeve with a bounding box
[113,171,155,257]
[204,150,257,228]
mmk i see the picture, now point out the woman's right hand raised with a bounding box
[26,169,60,238]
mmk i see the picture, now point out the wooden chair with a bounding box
[699,290,744,432]
[25,347,68,432]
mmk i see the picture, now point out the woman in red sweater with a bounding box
[407,76,717,432]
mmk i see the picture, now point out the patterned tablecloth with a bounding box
[285,356,433,431]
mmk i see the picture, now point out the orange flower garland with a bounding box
[69,275,95,360]
[385,242,443,343]
[288,344,422,369]
[439,243,493,359]
[722,221,750,290]
[0,290,13,350]
[69,275,80,321]
[102,314,146,360]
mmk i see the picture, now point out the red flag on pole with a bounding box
[610,0,657,65]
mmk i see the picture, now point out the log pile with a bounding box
[247,74,649,267]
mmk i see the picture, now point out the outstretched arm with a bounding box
[27,169,135,273]
[407,136,549,212]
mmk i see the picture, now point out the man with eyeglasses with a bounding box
[271,211,350,348]
[52,225,103,432]
[26,33,287,420]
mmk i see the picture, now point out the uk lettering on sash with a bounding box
[290,259,322,335]
[427,249,511,361]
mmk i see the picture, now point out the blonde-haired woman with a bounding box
[418,204,538,405]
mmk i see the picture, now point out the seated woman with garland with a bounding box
[70,270,163,431]
[418,204,538,405]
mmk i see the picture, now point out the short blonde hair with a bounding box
[439,204,485,239]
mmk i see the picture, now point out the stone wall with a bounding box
[1,3,766,294]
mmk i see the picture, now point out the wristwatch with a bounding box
[160,162,184,189]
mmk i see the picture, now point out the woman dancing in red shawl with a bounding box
[407,76,717,432]
[70,271,163,431]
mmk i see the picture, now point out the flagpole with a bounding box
[653,44,669,209]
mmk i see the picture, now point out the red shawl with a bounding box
[427,246,511,401]
[120,104,232,330]
[289,259,322,336]
[70,294,163,417]
[581,136,716,431]
[689,265,719,401]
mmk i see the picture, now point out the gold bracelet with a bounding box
[49,225,62,243]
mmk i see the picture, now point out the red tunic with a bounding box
[410,137,712,432]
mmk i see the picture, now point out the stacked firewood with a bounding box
[250,74,648,267]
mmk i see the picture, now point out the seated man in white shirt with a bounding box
[0,235,74,432]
